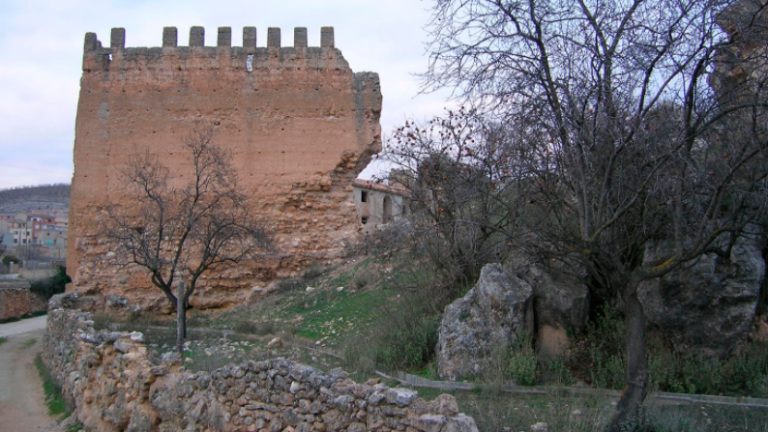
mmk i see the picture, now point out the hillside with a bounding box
[0,184,70,214]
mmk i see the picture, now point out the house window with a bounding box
[361,216,368,224]
[361,191,368,203]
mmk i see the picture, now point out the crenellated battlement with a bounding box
[83,26,343,72]
[69,25,382,300]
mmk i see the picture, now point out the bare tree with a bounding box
[419,0,768,428]
[101,123,270,351]
[378,107,528,297]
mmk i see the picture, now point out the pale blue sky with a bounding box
[0,0,453,189]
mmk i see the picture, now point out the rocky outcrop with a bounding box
[43,306,478,432]
[436,264,533,381]
[639,233,765,357]
[521,265,589,359]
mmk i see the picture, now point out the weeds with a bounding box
[34,353,72,418]
[373,312,440,370]
[23,338,37,348]
[351,271,377,289]
[648,339,768,397]
[233,320,275,336]
[302,260,325,281]
[507,339,538,386]
[0,337,6,346]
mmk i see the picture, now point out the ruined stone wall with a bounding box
[43,306,478,432]
[0,281,47,320]
[68,26,382,309]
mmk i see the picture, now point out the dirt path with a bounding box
[0,317,63,432]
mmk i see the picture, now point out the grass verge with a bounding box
[33,353,71,418]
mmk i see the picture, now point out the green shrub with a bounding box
[570,305,627,390]
[1,255,19,265]
[507,337,538,386]
[648,339,768,397]
[29,266,70,300]
[374,314,440,370]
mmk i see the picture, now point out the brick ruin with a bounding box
[67,26,382,309]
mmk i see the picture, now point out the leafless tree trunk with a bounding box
[176,279,185,355]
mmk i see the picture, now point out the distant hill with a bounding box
[0,184,70,214]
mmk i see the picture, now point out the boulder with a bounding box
[436,263,533,381]
[521,264,589,359]
[639,232,765,357]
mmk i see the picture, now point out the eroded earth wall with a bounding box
[68,27,382,309]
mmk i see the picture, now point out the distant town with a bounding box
[0,210,68,260]
[0,184,70,267]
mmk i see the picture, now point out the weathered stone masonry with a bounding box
[0,280,47,321]
[68,27,382,309]
[43,304,479,432]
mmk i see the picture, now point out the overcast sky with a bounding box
[0,0,455,190]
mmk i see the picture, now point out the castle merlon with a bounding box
[85,26,336,52]
[268,28,280,49]
[218,27,231,47]
[163,27,177,47]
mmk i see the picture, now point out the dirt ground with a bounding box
[0,316,62,432]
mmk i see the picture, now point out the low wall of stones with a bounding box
[0,281,47,320]
[42,306,478,432]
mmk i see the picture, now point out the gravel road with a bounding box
[0,316,63,432]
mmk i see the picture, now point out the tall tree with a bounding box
[419,0,768,428]
[101,123,271,350]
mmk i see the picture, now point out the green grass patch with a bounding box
[284,288,386,340]
[34,353,72,418]
[23,338,37,348]
[0,337,6,346]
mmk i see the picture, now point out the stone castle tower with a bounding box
[67,26,382,309]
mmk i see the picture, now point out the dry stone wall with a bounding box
[43,306,478,432]
[0,280,47,320]
[68,26,382,309]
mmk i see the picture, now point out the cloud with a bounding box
[0,0,454,188]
